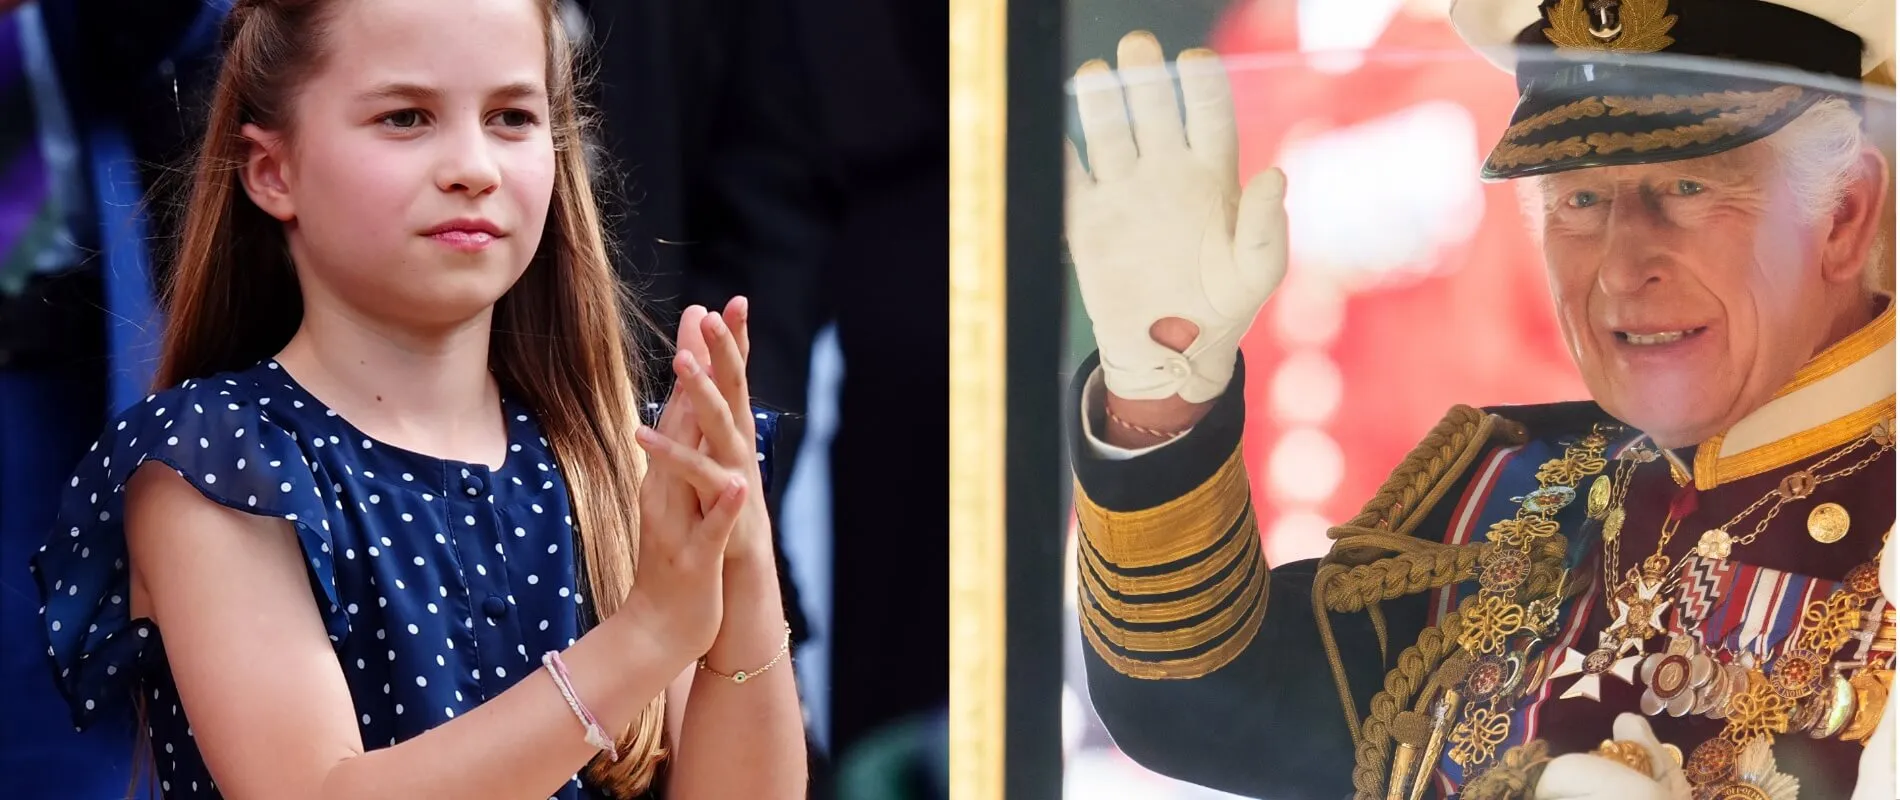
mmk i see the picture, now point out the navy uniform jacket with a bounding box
[1070,302,1895,799]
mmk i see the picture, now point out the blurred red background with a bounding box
[1209,0,1587,565]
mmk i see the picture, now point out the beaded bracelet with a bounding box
[542,650,619,760]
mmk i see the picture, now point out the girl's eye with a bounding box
[492,110,538,128]
[380,109,426,129]
[1673,179,1706,196]
[1566,190,1602,209]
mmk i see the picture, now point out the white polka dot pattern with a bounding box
[30,362,782,800]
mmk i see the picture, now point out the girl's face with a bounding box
[243,0,556,331]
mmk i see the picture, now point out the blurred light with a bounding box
[1269,350,1343,425]
[1063,685,1085,757]
[1269,275,1345,348]
[1295,0,1403,60]
[1265,510,1336,566]
[1064,749,1255,799]
[1063,521,1079,611]
[1279,101,1485,290]
[1268,427,1344,504]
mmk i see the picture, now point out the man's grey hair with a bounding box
[1515,97,1887,288]
[1767,97,1873,225]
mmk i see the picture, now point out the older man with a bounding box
[1064,1,1896,798]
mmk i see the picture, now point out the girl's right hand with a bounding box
[623,350,752,661]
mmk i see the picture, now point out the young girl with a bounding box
[29,0,806,797]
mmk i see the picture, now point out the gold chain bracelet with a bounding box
[698,622,793,685]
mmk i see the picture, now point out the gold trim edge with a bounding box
[949,0,1008,795]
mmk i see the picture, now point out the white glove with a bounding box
[1065,31,1288,403]
[1852,525,1897,800]
[1533,714,1691,800]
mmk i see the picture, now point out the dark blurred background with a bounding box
[0,1,946,798]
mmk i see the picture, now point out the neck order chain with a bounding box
[1566,422,1896,798]
[1595,425,1892,659]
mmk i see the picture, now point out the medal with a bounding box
[1591,739,1653,776]
[1604,567,1671,649]
[1695,661,1739,718]
[1479,548,1531,594]
[1553,640,1641,701]
[1807,502,1849,543]
[1706,663,1750,720]
[1710,783,1773,800]
[1806,673,1858,738]
[1768,650,1826,700]
[1841,669,1893,742]
[1684,737,1738,786]
[1519,485,1577,514]
[1786,688,1828,733]
[1587,475,1612,518]
[1463,652,1532,706]
[1603,506,1626,542]
[1686,738,1801,800]
[1844,562,1883,596]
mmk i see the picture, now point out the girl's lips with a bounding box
[426,230,498,252]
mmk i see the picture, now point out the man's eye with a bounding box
[1567,190,1602,208]
[1674,180,1706,196]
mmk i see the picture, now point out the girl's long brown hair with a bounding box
[152,0,667,794]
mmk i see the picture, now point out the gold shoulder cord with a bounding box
[1458,740,1553,800]
[1313,406,1500,744]
[1324,422,1613,800]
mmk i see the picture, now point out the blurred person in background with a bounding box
[577,0,948,796]
[0,1,225,796]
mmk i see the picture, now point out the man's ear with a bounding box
[238,124,296,222]
[1820,146,1889,286]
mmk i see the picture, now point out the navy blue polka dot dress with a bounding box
[30,360,778,799]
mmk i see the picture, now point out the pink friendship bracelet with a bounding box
[542,650,618,760]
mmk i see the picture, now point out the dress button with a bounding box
[481,595,507,619]
[465,473,486,497]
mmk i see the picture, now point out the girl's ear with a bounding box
[238,124,297,222]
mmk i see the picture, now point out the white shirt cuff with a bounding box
[1080,367,1189,461]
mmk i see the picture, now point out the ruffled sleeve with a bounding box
[28,378,348,730]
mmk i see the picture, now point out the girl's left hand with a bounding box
[670,297,772,563]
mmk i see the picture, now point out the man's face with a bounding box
[1536,139,1876,447]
